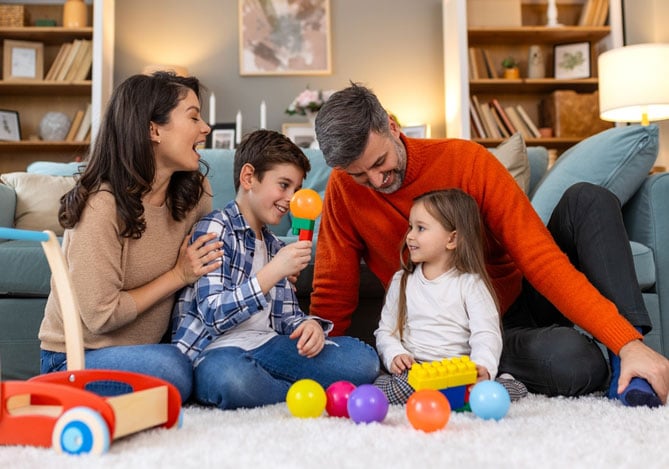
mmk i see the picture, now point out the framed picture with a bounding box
[402,124,429,138]
[554,42,591,79]
[2,40,44,81]
[206,123,236,149]
[282,123,317,149]
[239,0,332,76]
[0,110,21,141]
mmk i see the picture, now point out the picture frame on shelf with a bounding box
[282,122,317,149]
[238,0,331,76]
[2,40,44,81]
[0,110,21,141]
[206,123,236,149]
[553,42,591,79]
[401,124,429,138]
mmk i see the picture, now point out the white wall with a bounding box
[624,0,669,169]
[113,0,445,138]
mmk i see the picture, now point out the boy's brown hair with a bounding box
[233,130,311,192]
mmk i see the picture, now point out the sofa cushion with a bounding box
[0,240,51,296]
[489,132,531,193]
[631,241,655,290]
[529,124,659,223]
[27,160,83,176]
[0,172,76,235]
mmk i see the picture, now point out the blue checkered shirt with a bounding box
[171,201,332,361]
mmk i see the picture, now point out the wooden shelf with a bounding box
[468,26,611,45]
[0,141,88,152]
[474,137,582,153]
[0,81,91,95]
[0,26,92,43]
[470,78,599,94]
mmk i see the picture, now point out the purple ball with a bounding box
[346,384,389,424]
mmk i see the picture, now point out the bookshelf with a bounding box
[443,0,623,155]
[0,0,115,173]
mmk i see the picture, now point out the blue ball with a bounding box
[469,380,511,421]
[346,384,389,424]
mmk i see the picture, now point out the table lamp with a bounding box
[599,43,669,126]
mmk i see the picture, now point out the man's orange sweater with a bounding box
[310,136,641,354]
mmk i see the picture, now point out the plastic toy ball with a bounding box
[325,381,357,418]
[290,188,323,220]
[286,379,327,418]
[469,380,511,421]
[406,389,451,432]
[347,384,389,424]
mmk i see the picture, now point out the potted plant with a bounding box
[502,56,520,79]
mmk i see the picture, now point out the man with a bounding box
[310,82,669,406]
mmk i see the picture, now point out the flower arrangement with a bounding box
[285,87,334,116]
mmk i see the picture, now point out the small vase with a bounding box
[503,67,520,79]
[63,0,87,28]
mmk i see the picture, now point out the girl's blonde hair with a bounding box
[393,189,499,339]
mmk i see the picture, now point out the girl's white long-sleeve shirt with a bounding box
[374,265,502,378]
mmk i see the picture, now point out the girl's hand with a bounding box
[174,232,223,286]
[289,319,325,358]
[475,364,491,382]
[390,354,415,374]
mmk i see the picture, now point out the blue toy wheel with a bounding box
[52,406,111,455]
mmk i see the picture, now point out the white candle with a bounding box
[260,100,267,129]
[209,93,216,126]
[235,110,242,145]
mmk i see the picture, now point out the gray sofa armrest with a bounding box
[0,183,16,228]
[623,172,669,350]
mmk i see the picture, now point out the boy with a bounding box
[172,130,379,410]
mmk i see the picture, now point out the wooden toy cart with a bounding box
[0,228,182,455]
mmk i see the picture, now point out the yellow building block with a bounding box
[407,356,477,391]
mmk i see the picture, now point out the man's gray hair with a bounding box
[315,82,389,168]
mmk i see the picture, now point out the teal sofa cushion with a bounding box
[27,160,83,176]
[529,125,659,223]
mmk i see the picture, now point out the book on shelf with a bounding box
[45,42,71,81]
[471,95,494,138]
[470,104,486,138]
[489,104,510,138]
[504,106,533,140]
[578,0,608,26]
[481,49,499,79]
[479,103,502,139]
[74,103,92,142]
[515,104,542,139]
[490,99,516,135]
[55,39,83,82]
[593,0,609,26]
[468,47,481,79]
[64,39,91,82]
[72,40,93,81]
[65,109,85,141]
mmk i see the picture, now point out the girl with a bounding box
[374,189,526,404]
[38,72,223,403]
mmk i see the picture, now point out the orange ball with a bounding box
[406,389,451,432]
[290,189,323,220]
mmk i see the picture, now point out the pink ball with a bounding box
[325,381,356,418]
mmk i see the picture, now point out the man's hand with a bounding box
[289,319,324,358]
[618,339,669,404]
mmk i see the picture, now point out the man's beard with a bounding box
[375,137,407,194]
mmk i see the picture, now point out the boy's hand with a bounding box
[390,354,415,374]
[270,240,312,278]
[289,319,324,358]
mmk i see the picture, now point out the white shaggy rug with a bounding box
[3,394,669,469]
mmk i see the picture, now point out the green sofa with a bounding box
[1,128,667,380]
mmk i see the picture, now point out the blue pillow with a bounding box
[530,125,658,223]
[26,161,84,176]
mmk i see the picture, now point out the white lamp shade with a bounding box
[598,43,669,123]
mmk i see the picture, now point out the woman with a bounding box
[38,72,222,402]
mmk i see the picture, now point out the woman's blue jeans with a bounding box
[193,335,380,410]
[40,344,193,403]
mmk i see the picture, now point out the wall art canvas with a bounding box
[239,0,331,76]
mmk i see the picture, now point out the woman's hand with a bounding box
[173,232,223,286]
[290,319,325,358]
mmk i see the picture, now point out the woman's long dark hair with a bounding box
[59,71,209,239]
